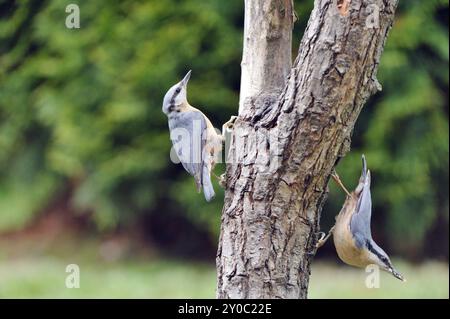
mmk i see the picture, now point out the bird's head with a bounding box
[162,70,191,115]
[366,240,405,281]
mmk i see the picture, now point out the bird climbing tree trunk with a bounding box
[217,0,398,299]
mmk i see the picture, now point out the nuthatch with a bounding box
[162,70,236,202]
[317,155,405,281]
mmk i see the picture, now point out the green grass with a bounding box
[308,261,449,299]
[0,257,216,298]
[0,255,447,298]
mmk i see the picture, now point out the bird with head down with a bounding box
[317,155,405,282]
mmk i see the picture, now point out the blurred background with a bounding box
[0,0,448,298]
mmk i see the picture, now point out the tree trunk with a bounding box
[217,0,398,299]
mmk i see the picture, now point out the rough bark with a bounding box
[217,0,398,299]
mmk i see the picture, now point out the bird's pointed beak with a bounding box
[355,154,370,193]
[181,70,192,87]
[389,267,406,282]
[361,154,367,178]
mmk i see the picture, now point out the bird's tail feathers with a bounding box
[202,165,215,202]
[194,176,202,193]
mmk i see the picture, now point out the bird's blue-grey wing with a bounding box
[350,155,373,244]
[168,111,206,191]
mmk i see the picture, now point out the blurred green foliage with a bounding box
[0,1,448,258]
[0,0,241,232]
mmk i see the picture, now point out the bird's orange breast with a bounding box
[333,195,371,268]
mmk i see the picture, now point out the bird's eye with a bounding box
[175,87,181,93]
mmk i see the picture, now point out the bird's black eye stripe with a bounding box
[366,240,374,253]
[170,87,182,104]
[366,240,390,265]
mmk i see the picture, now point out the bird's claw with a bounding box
[315,226,335,249]
[218,173,227,188]
[212,173,227,188]
[315,232,326,249]
[227,115,238,127]
[222,116,237,134]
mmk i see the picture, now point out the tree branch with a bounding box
[239,0,294,116]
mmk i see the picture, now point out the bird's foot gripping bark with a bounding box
[218,173,227,188]
[315,225,335,249]
[221,116,238,139]
[212,172,228,189]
